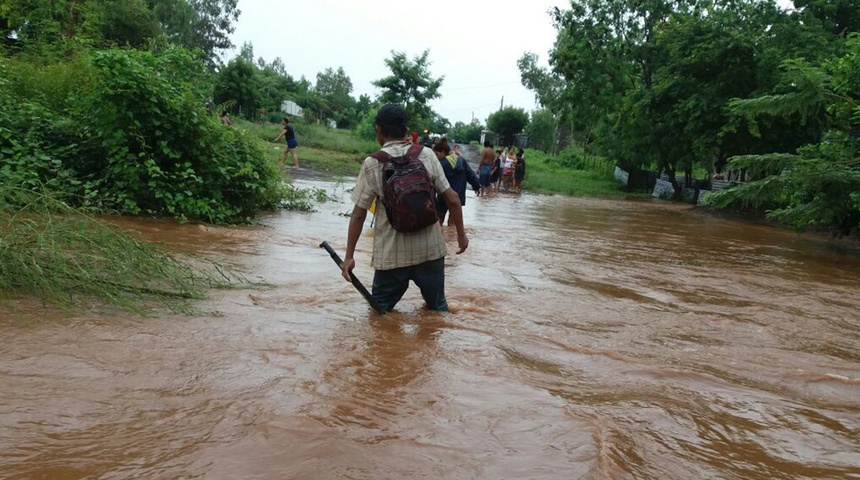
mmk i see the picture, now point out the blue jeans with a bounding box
[372,257,448,312]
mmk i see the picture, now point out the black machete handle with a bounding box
[320,241,386,315]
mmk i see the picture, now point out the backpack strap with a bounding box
[369,144,425,164]
[406,143,424,159]
[369,150,391,164]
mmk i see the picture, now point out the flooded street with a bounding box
[2,178,860,479]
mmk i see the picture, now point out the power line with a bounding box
[441,95,537,114]
[442,81,521,92]
[352,80,521,95]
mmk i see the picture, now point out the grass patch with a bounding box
[523,148,627,197]
[236,118,371,177]
[291,146,363,176]
[235,118,377,154]
[525,166,625,197]
[0,186,244,315]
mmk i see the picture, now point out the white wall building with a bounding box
[281,100,303,117]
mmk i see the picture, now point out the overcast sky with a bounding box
[228,0,566,126]
[229,0,796,126]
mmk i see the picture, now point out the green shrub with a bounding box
[522,148,624,197]
[0,185,240,314]
[73,47,284,223]
[0,59,84,198]
[547,145,615,175]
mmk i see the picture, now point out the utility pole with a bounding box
[500,96,504,110]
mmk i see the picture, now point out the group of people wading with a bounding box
[415,132,528,198]
[477,141,526,195]
[424,136,528,222]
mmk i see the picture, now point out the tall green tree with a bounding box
[450,119,484,144]
[96,0,161,47]
[546,0,687,148]
[708,34,860,235]
[255,56,297,118]
[517,52,564,111]
[794,0,860,37]
[149,0,240,67]
[0,0,160,50]
[526,109,557,153]
[315,66,354,126]
[372,49,443,130]
[0,0,240,66]
[487,107,529,146]
[620,2,787,193]
[213,56,259,117]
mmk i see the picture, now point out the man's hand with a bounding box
[341,258,356,281]
[456,233,469,254]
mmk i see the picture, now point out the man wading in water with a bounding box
[341,104,468,312]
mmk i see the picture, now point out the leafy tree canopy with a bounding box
[450,119,484,144]
[794,0,860,37]
[526,109,557,153]
[213,56,259,117]
[487,107,529,146]
[372,49,443,130]
[0,0,239,67]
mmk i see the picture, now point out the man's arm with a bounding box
[441,189,468,254]
[341,205,368,281]
[464,160,481,192]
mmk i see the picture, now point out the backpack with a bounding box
[370,144,439,232]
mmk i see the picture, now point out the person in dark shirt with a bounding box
[432,138,480,225]
[514,148,527,193]
[273,117,300,168]
[478,141,495,196]
[420,129,433,148]
[491,148,503,194]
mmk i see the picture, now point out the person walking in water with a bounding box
[514,147,527,193]
[433,139,481,225]
[273,117,299,168]
[502,147,516,191]
[478,141,495,196]
[341,104,468,312]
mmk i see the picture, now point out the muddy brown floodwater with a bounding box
[2,178,860,480]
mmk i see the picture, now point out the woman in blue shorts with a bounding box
[274,117,300,168]
[478,150,493,195]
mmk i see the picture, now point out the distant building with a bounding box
[513,133,529,149]
[281,100,303,117]
[480,130,498,146]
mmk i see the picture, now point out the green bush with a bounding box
[0,185,240,314]
[522,148,625,197]
[2,49,288,224]
[547,145,615,175]
[0,59,84,198]
[73,48,284,223]
[353,107,380,142]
